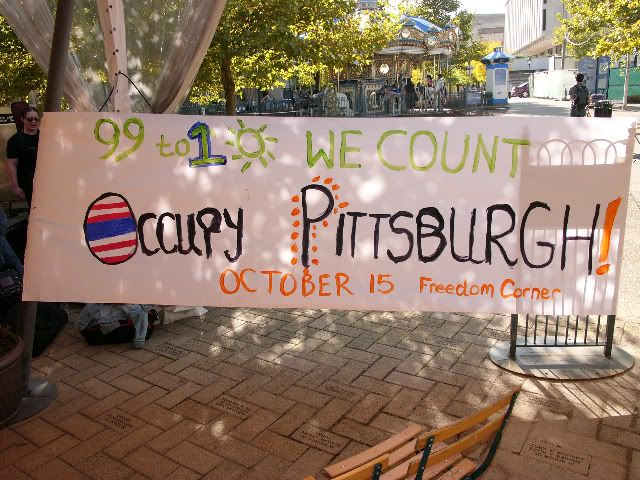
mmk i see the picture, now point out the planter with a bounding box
[0,331,24,424]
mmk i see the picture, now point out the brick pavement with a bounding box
[1,308,639,480]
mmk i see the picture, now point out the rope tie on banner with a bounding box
[98,71,153,112]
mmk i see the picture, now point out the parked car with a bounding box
[510,82,529,98]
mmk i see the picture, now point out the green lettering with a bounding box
[340,130,362,168]
[377,130,407,171]
[502,138,529,178]
[472,135,499,173]
[306,130,334,168]
[441,131,470,174]
[156,134,174,157]
[409,130,437,171]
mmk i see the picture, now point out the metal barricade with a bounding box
[508,313,616,359]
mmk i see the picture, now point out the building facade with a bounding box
[472,14,504,44]
[504,0,566,57]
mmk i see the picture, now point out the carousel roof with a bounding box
[401,16,442,33]
[376,15,451,57]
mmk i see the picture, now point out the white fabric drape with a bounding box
[151,1,226,113]
[0,0,98,111]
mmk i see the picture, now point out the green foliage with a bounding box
[555,0,640,58]
[189,0,396,108]
[0,15,47,105]
[406,0,461,26]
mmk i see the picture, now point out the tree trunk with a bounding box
[622,53,630,111]
[221,53,236,115]
[314,72,321,93]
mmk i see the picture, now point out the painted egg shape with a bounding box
[84,192,138,265]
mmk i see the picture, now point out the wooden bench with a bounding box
[304,387,520,480]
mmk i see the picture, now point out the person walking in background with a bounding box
[6,106,40,207]
[404,78,416,112]
[568,73,589,117]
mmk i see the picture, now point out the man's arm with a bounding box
[5,158,25,201]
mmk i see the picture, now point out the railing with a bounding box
[508,313,616,359]
[178,90,490,117]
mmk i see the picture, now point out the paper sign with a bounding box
[23,113,636,314]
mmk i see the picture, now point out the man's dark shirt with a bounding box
[7,131,39,204]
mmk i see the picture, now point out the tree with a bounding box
[0,15,47,105]
[555,0,640,108]
[190,0,395,114]
[406,0,461,27]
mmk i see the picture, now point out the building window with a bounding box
[542,8,547,31]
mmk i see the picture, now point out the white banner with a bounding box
[23,113,636,314]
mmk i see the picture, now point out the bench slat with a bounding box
[438,458,477,480]
[415,388,519,450]
[408,415,503,477]
[331,455,390,480]
[323,424,423,478]
[379,453,463,480]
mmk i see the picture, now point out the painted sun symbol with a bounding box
[226,119,278,173]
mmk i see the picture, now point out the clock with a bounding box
[379,63,390,74]
[400,28,411,39]
[427,35,437,46]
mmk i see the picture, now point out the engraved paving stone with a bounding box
[424,336,469,352]
[97,409,145,435]
[292,424,349,454]
[319,381,364,400]
[212,395,256,419]
[150,343,187,360]
[521,440,591,475]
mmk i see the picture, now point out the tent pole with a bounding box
[44,0,75,112]
[13,0,74,424]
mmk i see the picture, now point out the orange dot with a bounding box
[291,232,299,240]
[291,207,300,216]
[291,244,298,253]
[291,258,298,265]
[312,233,317,239]
[312,246,318,252]
[312,259,319,265]
[332,184,340,191]
[291,195,300,202]
[339,202,350,209]
[322,220,328,227]
[324,177,333,184]
[333,208,338,214]
[334,195,340,200]
[292,220,300,227]
[312,225,317,231]
[312,176,321,182]
[303,267,310,274]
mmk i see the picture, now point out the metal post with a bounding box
[604,314,616,358]
[15,0,74,419]
[509,314,518,358]
[44,0,75,112]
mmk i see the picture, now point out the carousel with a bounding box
[335,15,460,115]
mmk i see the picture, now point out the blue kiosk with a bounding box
[482,47,512,105]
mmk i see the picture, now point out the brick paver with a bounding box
[1,307,639,480]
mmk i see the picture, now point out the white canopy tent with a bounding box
[0,0,227,113]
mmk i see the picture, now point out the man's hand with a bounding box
[12,185,25,201]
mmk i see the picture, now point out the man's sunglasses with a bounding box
[25,117,39,123]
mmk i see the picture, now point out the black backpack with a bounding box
[573,84,589,109]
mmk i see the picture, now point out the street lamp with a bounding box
[527,56,532,71]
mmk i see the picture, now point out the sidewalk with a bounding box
[0,307,638,480]
[1,98,639,480]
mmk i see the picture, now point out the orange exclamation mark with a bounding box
[596,196,622,275]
